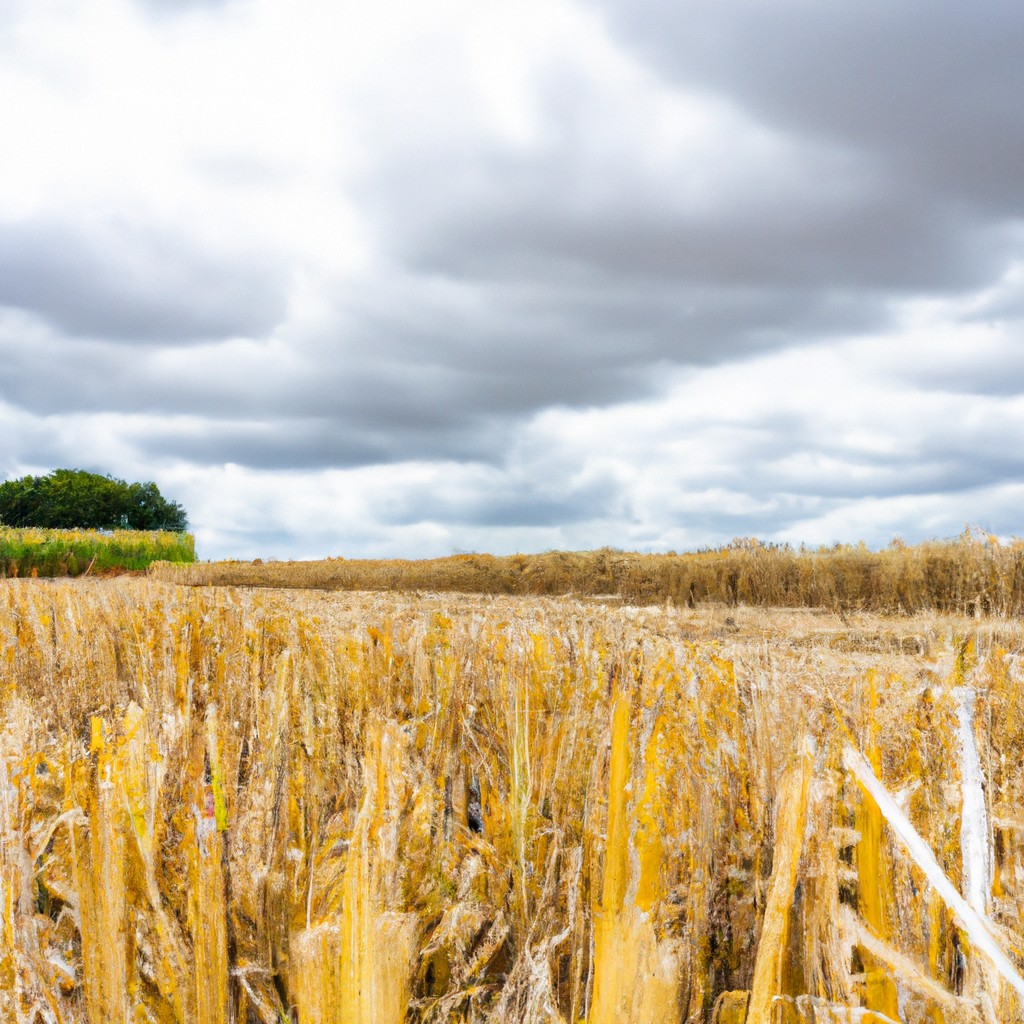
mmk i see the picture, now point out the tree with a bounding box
[0,469,188,531]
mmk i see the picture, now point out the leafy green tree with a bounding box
[0,469,188,531]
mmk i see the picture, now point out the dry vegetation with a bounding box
[151,532,1024,616]
[2,577,1024,1022]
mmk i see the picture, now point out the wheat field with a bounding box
[1,577,1023,1022]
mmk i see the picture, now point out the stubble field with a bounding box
[1,577,1022,1023]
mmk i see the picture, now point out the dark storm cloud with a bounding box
[0,218,287,342]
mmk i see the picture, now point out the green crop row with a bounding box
[0,526,195,577]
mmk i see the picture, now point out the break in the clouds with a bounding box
[1,0,1023,559]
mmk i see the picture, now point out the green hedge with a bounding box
[0,528,196,577]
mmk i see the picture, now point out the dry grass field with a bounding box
[150,532,1024,617]
[2,577,1024,1022]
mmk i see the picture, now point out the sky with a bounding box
[2,0,1023,560]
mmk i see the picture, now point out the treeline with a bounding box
[0,468,187,531]
[2,527,196,577]
[150,532,1024,615]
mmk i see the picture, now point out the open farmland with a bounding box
[1,579,1023,1022]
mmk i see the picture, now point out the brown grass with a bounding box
[151,532,1024,617]
[1,577,1023,1021]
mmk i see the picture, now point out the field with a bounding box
[150,533,1024,617]
[1,528,196,578]
[2,576,1023,1022]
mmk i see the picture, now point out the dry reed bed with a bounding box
[0,579,1022,1023]
[150,533,1024,616]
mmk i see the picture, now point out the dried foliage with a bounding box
[1,579,1023,1022]
[153,531,1024,616]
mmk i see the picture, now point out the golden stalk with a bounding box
[746,740,813,1024]
[74,717,130,1023]
[589,686,684,1024]
[188,707,229,1024]
[856,672,900,1021]
[3,579,1024,1021]
[290,720,419,1024]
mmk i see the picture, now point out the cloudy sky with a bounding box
[2,0,1023,559]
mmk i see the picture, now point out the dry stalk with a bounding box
[2,580,1024,1022]
[746,738,814,1024]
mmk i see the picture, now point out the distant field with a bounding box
[0,526,195,576]
[152,533,1024,616]
[1,578,1021,1022]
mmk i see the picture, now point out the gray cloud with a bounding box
[589,2,1024,208]
[347,18,1023,404]
[127,414,512,470]
[0,282,660,470]
[683,389,1024,512]
[3,0,1024,556]
[382,138,1001,298]
[374,472,626,528]
[0,218,287,342]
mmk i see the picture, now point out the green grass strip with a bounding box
[0,527,196,577]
